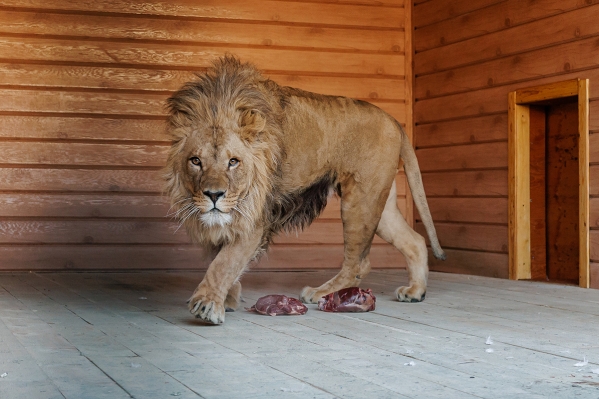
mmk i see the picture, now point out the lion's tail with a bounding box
[398,124,446,261]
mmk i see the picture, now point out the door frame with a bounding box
[508,79,590,288]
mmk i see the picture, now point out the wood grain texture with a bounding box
[413,0,597,52]
[415,79,598,126]
[0,142,169,167]
[428,248,509,278]
[590,133,599,163]
[0,220,191,244]
[508,98,531,280]
[0,0,406,28]
[0,38,404,77]
[578,79,590,288]
[0,64,406,101]
[591,166,599,195]
[515,79,579,104]
[590,197,599,228]
[0,168,163,192]
[415,114,507,148]
[413,0,502,28]
[0,89,166,116]
[0,116,169,141]
[415,221,508,253]
[0,245,213,270]
[415,38,596,99]
[420,197,508,224]
[590,231,599,262]
[416,141,507,171]
[414,4,599,75]
[0,10,405,53]
[0,193,171,218]
[591,261,599,288]
[422,169,507,196]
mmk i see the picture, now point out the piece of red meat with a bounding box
[246,295,308,316]
[317,287,376,312]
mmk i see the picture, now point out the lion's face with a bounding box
[165,106,274,246]
[177,119,257,228]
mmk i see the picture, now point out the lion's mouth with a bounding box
[200,208,233,227]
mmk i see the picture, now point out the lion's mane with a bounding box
[164,56,331,250]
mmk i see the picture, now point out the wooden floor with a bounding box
[1,270,599,399]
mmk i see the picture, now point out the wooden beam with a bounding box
[579,79,590,288]
[508,92,531,280]
[515,79,578,104]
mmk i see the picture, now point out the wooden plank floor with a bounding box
[1,270,599,399]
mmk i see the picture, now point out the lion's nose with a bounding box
[203,190,225,205]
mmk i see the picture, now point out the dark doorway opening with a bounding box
[529,100,579,284]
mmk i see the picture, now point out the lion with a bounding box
[164,55,445,324]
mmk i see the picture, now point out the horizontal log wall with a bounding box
[412,0,599,285]
[0,0,410,271]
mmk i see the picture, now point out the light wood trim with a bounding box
[515,79,578,104]
[508,92,531,280]
[509,79,590,287]
[404,0,414,226]
[578,79,590,288]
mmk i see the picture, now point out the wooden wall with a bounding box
[0,0,411,271]
[412,0,599,286]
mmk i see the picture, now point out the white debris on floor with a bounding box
[574,356,588,367]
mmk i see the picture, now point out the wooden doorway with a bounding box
[508,79,590,288]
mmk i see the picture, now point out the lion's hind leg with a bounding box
[376,181,428,302]
[300,175,386,304]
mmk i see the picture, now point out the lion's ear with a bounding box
[239,109,266,138]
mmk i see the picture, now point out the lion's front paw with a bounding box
[395,286,426,303]
[188,294,225,324]
[300,286,326,304]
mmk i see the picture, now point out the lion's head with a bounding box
[164,56,283,246]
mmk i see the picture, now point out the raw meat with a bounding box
[317,287,376,312]
[246,295,308,316]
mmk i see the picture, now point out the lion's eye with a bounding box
[228,158,240,168]
[189,157,202,167]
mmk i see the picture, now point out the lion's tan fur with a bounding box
[164,56,445,324]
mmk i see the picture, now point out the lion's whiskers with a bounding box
[175,206,200,233]
[166,196,193,216]
[167,201,194,219]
